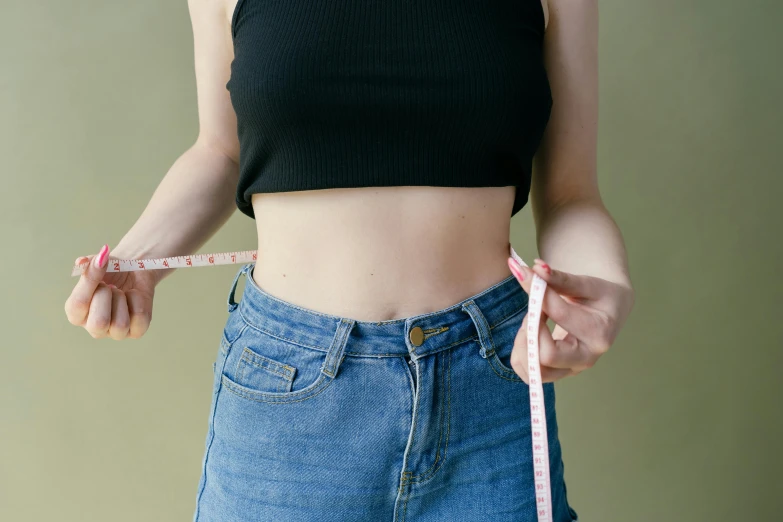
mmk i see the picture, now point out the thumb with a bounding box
[79,244,111,285]
[507,256,537,295]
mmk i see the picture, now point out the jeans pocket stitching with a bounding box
[219,334,230,357]
[486,352,525,382]
[485,305,527,383]
[240,347,296,380]
[221,372,333,404]
[233,347,298,396]
[489,303,528,331]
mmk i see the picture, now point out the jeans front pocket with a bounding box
[220,319,335,404]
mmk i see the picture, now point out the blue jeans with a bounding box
[193,263,578,521]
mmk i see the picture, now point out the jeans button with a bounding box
[409,326,424,347]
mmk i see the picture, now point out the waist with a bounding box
[249,185,517,322]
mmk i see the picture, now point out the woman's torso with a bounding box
[250,186,516,322]
[223,0,548,322]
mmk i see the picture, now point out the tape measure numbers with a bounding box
[509,246,553,522]
[70,244,554,521]
[71,250,258,277]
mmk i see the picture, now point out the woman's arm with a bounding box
[506,0,634,382]
[531,0,632,290]
[111,0,240,285]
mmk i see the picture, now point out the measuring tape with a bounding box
[70,250,259,277]
[70,244,553,521]
[509,245,553,522]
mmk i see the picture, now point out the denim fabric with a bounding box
[193,262,578,522]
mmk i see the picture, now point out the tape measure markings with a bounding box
[509,245,553,522]
[71,250,258,277]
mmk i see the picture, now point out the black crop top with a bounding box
[227,0,552,219]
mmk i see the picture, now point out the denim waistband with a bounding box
[225,262,528,360]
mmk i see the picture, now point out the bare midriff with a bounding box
[249,185,518,323]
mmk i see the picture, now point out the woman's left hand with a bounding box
[506,257,635,383]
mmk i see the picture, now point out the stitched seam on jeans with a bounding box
[241,348,295,379]
[345,351,423,357]
[219,335,231,357]
[411,302,526,359]
[421,326,449,341]
[225,320,249,346]
[407,354,445,479]
[236,353,294,394]
[237,311,329,354]
[486,304,526,382]
[322,321,350,378]
[490,303,528,331]
[401,473,411,522]
[405,350,448,482]
[236,356,246,385]
[400,350,452,521]
[404,354,422,478]
[401,356,416,397]
[489,350,521,377]
[236,301,526,357]
[487,354,525,382]
[195,322,246,519]
[404,349,452,485]
[222,374,332,404]
[411,335,478,359]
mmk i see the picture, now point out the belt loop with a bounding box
[226,263,252,313]
[320,318,355,379]
[461,300,495,359]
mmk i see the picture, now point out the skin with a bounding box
[64,0,634,383]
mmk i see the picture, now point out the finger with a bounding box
[558,332,598,371]
[512,313,574,384]
[510,260,557,309]
[540,366,575,383]
[526,308,571,371]
[125,289,152,339]
[539,328,594,371]
[515,261,602,350]
[108,287,131,340]
[508,257,533,295]
[538,298,597,372]
[531,260,599,300]
[84,282,113,338]
[510,314,531,382]
[65,245,110,325]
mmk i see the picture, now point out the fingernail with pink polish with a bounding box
[534,259,551,274]
[94,244,109,269]
[508,259,525,281]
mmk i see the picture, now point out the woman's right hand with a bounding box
[64,244,158,340]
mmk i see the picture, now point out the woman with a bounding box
[64,0,633,520]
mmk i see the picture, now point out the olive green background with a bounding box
[1,1,780,520]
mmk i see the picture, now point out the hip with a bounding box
[193,262,578,521]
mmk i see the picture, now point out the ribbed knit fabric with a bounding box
[227,0,552,220]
